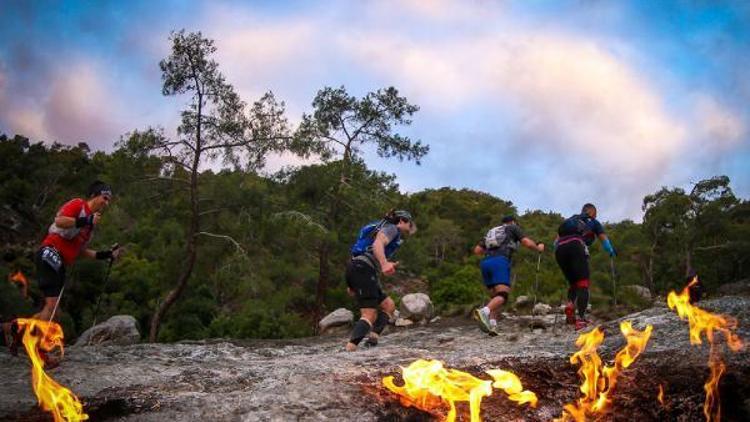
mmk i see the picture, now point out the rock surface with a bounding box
[318,308,353,332]
[398,293,433,321]
[532,303,552,315]
[74,315,140,347]
[1,296,749,421]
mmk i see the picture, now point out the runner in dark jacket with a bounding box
[554,203,616,330]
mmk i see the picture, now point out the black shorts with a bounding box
[346,258,387,309]
[35,247,66,298]
[555,241,589,285]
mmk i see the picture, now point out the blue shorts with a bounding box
[481,255,511,288]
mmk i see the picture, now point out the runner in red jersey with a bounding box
[2,181,122,354]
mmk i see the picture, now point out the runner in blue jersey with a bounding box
[345,209,416,351]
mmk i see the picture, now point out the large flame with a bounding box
[667,278,743,421]
[557,321,653,421]
[9,270,29,298]
[382,359,536,422]
[16,318,88,422]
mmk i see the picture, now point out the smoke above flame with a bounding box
[667,277,744,421]
[382,359,536,422]
[16,318,88,422]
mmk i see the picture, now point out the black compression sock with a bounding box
[576,288,589,319]
[372,311,389,335]
[349,319,372,346]
[567,286,576,303]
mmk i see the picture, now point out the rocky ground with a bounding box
[1,296,749,422]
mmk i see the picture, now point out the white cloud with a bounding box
[0,59,132,148]
[339,30,690,219]
[692,94,745,151]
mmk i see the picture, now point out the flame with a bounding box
[667,278,744,421]
[657,384,665,406]
[16,318,88,422]
[382,359,536,422]
[485,369,538,407]
[9,270,28,298]
[557,321,653,421]
[383,359,492,422]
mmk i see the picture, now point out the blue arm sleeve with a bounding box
[602,238,616,257]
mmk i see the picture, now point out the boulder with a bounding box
[514,295,532,308]
[532,303,552,316]
[75,315,140,347]
[623,285,652,301]
[395,318,414,327]
[318,308,353,333]
[399,293,434,321]
[717,279,750,296]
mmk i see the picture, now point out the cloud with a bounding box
[339,30,692,219]
[692,94,745,152]
[0,59,126,148]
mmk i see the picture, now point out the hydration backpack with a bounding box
[350,220,401,258]
[558,213,589,237]
[484,225,509,249]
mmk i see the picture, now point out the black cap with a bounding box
[393,210,413,221]
[501,215,516,224]
[88,180,113,198]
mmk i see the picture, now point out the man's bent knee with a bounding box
[360,308,378,324]
[380,297,396,314]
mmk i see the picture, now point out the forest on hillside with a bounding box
[1,31,748,343]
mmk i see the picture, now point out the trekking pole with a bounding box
[48,285,65,324]
[90,257,115,327]
[533,252,541,305]
[609,257,617,306]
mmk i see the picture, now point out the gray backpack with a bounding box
[484,225,508,249]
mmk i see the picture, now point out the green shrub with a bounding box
[430,265,484,308]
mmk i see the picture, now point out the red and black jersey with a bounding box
[41,198,94,266]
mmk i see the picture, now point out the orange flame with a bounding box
[557,321,653,421]
[9,270,29,298]
[382,359,536,422]
[485,369,538,407]
[657,384,665,406]
[16,318,88,422]
[667,278,743,421]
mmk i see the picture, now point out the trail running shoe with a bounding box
[473,308,492,333]
[488,325,499,337]
[575,318,591,331]
[363,334,379,348]
[565,302,576,325]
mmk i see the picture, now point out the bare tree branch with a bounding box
[195,231,246,254]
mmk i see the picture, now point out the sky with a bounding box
[1,0,748,222]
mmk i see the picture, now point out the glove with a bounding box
[110,243,123,260]
[602,238,616,257]
[76,215,95,228]
[96,243,122,261]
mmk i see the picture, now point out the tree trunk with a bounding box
[148,156,200,341]
[314,242,330,327]
[685,248,693,277]
[149,90,203,342]
[314,150,352,324]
